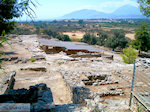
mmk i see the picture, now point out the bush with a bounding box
[43,28,59,38]
[121,46,138,64]
[57,61,62,65]
[30,57,36,62]
[81,33,97,45]
[56,34,71,41]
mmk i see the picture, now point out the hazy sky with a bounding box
[20,0,138,20]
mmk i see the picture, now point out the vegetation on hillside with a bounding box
[131,23,150,54]
[81,29,129,51]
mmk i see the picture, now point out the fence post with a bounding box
[129,59,136,108]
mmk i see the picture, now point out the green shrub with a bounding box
[121,46,138,64]
[30,57,36,62]
[57,61,62,65]
[81,33,97,45]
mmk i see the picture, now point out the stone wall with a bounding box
[0,83,55,112]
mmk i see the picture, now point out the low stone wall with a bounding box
[58,69,92,104]
[71,53,101,58]
[4,71,16,94]
[82,72,119,86]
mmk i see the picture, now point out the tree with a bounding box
[81,33,91,43]
[131,23,150,53]
[96,32,108,46]
[78,20,84,24]
[121,46,138,64]
[56,35,71,41]
[138,0,150,17]
[105,30,128,50]
[81,33,97,45]
[0,0,36,34]
[0,0,35,68]
[43,28,59,38]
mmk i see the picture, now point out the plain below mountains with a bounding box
[60,5,146,19]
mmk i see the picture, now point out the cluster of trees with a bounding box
[82,23,150,64]
[43,28,71,41]
[82,29,129,50]
[131,23,150,53]
[11,27,32,35]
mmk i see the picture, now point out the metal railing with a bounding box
[129,59,150,111]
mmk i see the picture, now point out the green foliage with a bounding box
[131,23,150,52]
[96,32,108,46]
[43,28,59,38]
[11,27,32,35]
[57,61,62,65]
[105,30,128,50]
[0,0,35,68]
[121,46,138,64]
[137,106,143,112]
[0,32,9,69]
[42,28,71,41]
[81,33,97,45]
[56,34,71,41]
[0,0,35,34]
[138,0,150,17]
[78,20,84,24]
[30,57,36,62]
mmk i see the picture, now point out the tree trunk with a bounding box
[138,50,141,56]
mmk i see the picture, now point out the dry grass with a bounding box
[63,32,85,39]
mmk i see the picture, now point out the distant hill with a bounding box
[60,5,145,19]
[111,5,144,18]
[61,9,111,19]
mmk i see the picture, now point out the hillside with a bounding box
[60,5,145,19]
[61,9,111,19]
[112,5,143,18]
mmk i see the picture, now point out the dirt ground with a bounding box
[1,36,72,105]
[125,33,135,40]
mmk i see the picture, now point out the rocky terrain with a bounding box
[0,35,149,112]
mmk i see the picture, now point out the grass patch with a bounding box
[57,61,62,65]
[30,57,36,62]
[71,38,81,42]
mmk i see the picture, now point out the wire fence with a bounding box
[129,59,150,111]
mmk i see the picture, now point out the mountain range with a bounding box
[60,5,145,19]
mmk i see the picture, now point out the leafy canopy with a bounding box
[96,31,108,46]
[138,0,150,17]
[0,0,36,34]
[105,30,128,50]
[131,23,150,52]
[81,33,97,45]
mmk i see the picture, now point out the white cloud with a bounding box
[98,0,138,13]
